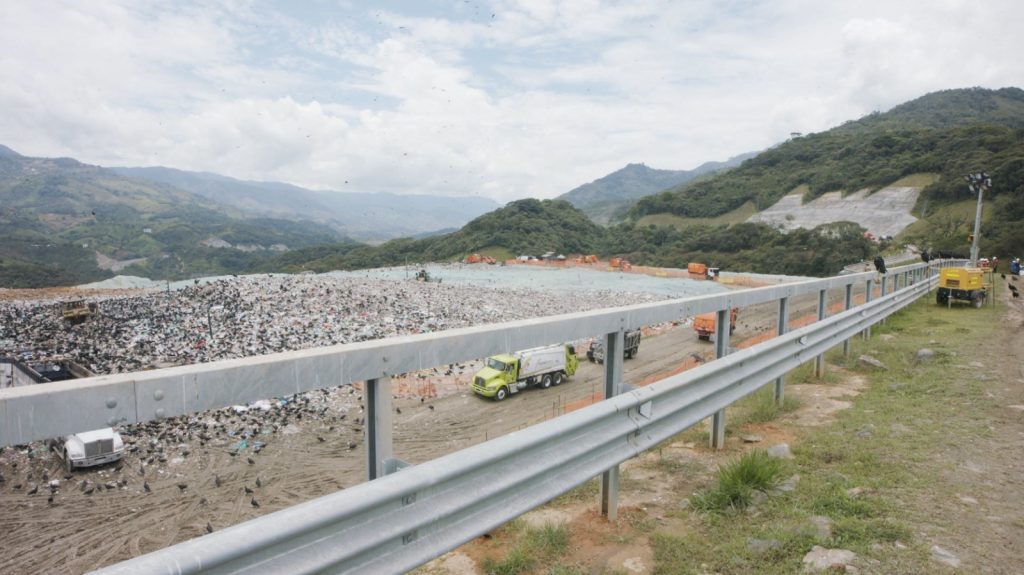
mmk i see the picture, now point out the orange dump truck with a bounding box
[688,262,708,276]
[693,308,738,341]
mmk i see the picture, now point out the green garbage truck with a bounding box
[472,344,579,401]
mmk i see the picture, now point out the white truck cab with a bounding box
[50,427,125,472]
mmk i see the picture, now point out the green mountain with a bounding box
[265,198,605,272]
[557,155,755,225]
[111,166,501,242]
[628,87,1024,257]
[0,150,346,288]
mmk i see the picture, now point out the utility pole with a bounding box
[965,172,991,267]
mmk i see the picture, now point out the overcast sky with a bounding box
[2,0,1021,203]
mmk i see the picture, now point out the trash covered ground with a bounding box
[0,267,826,574]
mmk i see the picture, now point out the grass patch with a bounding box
[690,450,786,512]
[481,522,570,575]
[731,386,803,426]
[552,478,599,505]
[650,296,1005,573]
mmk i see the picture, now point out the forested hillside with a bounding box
[0,150,344,287]
[628,87,1024,258]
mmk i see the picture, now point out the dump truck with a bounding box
[936,267,987,307]
[688,262,708,276]
[587,329,641,363]
[61,300,97,324]
[472,344,579,401]
[48,427,125,472]
[693,308,738,341]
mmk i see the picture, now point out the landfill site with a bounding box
[0,263,843,574]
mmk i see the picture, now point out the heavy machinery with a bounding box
[61,300,97,324]
[472,344,579,401]
[936,267,988,307]
[587,329,641,363]
[693,309,738,341]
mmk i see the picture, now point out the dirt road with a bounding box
[0,287,855,574]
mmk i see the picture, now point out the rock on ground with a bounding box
[802,545,857,572]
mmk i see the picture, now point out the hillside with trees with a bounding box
[628,87,1024,258]
[0,149,345,287]
[556,154,755,224]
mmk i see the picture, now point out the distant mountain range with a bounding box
[557,154,757,224]
[111,166,500,243]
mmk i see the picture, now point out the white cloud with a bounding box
[1,0,1023,203]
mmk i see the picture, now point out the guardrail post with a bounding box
[862,279,873,339]
[814,289,827,377]
[880,275,889,325]
[842,284,853,357]
[600,330,624,520]
[710,309,730,449]
[774,297,789,404]
[365,377,393,481]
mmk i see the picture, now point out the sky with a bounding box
[2,0,1022,204]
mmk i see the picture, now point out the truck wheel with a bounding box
[540,374,553,389]
[65,456,74,473]
[730,326,736,335]
[552,371,564,386]
[494,387,508,401]
[973,295,984,308]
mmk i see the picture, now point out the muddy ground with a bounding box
[0,287,854,574]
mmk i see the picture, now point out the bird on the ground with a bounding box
[27,484,38,495]
[144,481,151,493]
[247,457,255,465]
[251,497,260,508]
[206,522,214,534]
[255,476,262,488]
[214,474,221,488]
[244,485,254,494]
[177,482,188,492]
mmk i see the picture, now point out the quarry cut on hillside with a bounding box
[747,185,921,237]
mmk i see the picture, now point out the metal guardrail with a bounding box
[85,266,938,574]
[0,261,943,573]
[1,263,930,447]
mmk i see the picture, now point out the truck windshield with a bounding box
[487,358,507,371]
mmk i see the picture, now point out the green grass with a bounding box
[653,296,1000,573]
[690,450,787,512]
[481,522,571,575]
[732,386,804,426]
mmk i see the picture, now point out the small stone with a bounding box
[887,383,904,391]
[859,355,888,370]
[931,545,961,568]
[957,494,979,505]
[878,334,895,341]
[915,348,935,363]
[968,361,984,368]
[767,443,793,459]
[747,538,781,554]
[802,545,857,572]
[741,434,764,443]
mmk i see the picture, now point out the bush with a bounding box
[691,450,786,512]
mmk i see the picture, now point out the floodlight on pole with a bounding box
[965,172,991,267]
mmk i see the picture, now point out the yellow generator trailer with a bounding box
[936,268,987,307]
